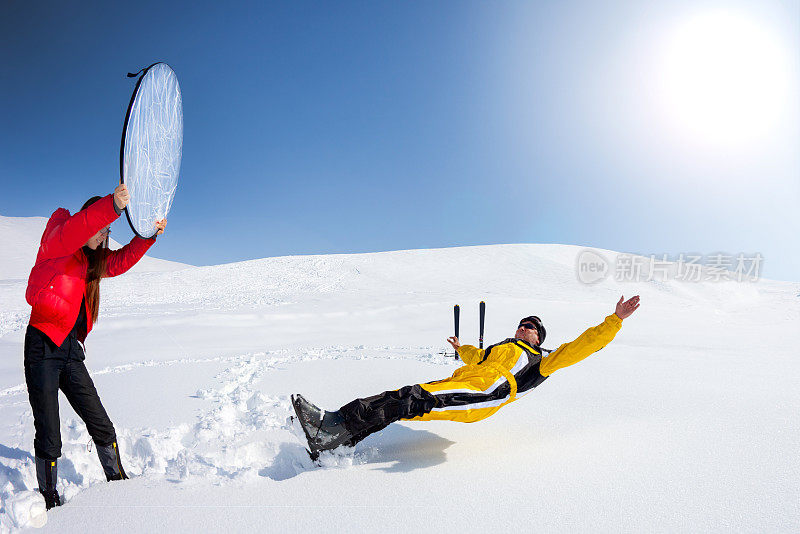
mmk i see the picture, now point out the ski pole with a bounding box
[453,304,460,359]
[479,301,485,349]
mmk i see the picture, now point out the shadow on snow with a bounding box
[259,424,454,481]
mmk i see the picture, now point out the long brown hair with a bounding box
[80,196,110,323]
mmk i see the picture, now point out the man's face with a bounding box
[515,322,539,345]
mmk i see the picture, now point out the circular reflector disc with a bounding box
[121,63,183,238]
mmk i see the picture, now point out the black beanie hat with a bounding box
[519,316,546,345]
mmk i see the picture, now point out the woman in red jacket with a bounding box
[24,184,166,509]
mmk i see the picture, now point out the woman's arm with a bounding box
[104,218,166,277]
[38,195,119,260]
[104,236,156,277]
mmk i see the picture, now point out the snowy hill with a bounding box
[0,243,798,532]
[0,214,189,281]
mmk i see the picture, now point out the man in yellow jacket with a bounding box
[292,295,640,459]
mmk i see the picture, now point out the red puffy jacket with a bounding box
[26,194,155,346]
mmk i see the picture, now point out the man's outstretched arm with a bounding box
[539,295,640,377]
[447,336,485,365]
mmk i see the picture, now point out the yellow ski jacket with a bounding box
[412,313,623,423]
[457,313,622,376]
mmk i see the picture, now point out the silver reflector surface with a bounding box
[122,63,183,238]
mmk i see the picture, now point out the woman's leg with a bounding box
[24,327,65,507]
[59,359,127,480]
[24,327,64,461]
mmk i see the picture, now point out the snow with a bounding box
[0,216,798,532]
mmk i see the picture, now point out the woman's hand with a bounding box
[154,218,167,236]
[447,336,461,351]
[114,184,130,211]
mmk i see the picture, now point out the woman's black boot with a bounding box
[35,457,61,510]
[96,441,129,481]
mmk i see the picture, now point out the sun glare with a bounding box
[659,10,791,146]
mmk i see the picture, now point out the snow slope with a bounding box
[0,214,189,281]
[0,240,798,532]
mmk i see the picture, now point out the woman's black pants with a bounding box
[24,326,117,460]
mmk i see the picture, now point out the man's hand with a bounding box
[446,336,461,351]
[615,295,640,320]
[154,218,167,236]
[114,184,130,211]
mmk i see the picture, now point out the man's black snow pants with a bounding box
[24,326,117,460]
[339,385,438,445]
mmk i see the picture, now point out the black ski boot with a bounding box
[291,394,354,460]
[97,441,129,481]
[35,457,61,510]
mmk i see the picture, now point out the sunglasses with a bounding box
[518,322,537,330]
[98,227,112,236]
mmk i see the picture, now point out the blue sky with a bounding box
[1,1,798,281]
